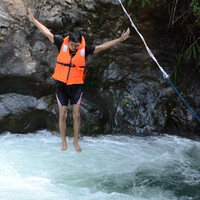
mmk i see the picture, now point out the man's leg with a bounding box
[72,104,82,152]
[59,106,68,151]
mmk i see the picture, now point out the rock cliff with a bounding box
[0,0,199,135]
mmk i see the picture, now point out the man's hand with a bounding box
[28,8,35,22]
[120,27,130,42]
[93,27,130,54]
[27,8,54,43]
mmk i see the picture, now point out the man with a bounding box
[28,8,130,153]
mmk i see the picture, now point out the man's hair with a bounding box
[69,32,82,43]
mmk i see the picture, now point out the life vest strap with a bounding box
[57,62,75,67]
[57,62,85,69]
[83,69,88,79]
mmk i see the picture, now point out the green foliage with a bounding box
[128,0,200,76]
[128,0,134,8]
[190,0,200,24]
[141,0,150,7]
[185,37,200,67]
[128,0,150,8]
[185,0,200,71]
[128,0,166,8]
[121,91,136,107]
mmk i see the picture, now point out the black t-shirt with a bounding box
[54,35,95,57]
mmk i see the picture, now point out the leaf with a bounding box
[197,56,200,68]
[128,0,136,8]
[128,0,133,7]
[142,0,145,7]
[174,70,177,83]
[193,44,197,59]
[186,47,192,60]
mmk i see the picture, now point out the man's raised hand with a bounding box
[28,8,35,22]
[120,28,130,42]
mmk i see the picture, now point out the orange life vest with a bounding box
[52,36,86,85]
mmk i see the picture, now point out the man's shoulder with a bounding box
[54,35,64,51]
[54,35,63,44]
[85,46,95,56]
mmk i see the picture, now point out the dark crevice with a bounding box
[0,76,55,98]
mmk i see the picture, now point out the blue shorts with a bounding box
[55,81,83,106]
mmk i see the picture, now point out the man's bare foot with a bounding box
[73,142,82,153]
[61,141,67,151]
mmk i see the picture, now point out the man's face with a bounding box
[68,41,81,52]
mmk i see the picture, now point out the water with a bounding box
[0,131,200,200]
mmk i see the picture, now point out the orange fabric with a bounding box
[52,36,86,85]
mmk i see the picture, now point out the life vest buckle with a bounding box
[57,62,76,67]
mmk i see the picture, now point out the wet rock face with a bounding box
[0,0,199,135]
[0,93,57,133]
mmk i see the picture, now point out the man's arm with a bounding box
[93,28,130,54]
[28,8,54,43]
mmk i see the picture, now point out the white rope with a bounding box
[118,0,169,79]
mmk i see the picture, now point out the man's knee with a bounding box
[59,109,67,121]
[73,110,80,120]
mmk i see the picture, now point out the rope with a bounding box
[118,0,200,123]
[167,78,200,123]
